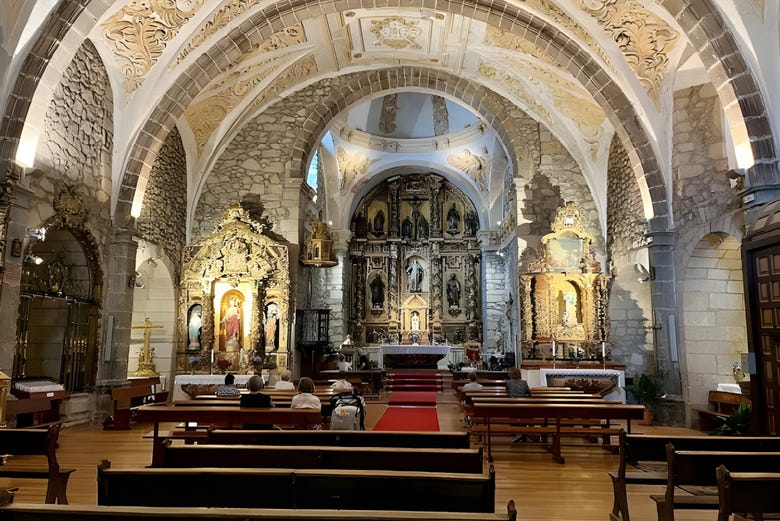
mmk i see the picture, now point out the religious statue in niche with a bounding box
[370,276,385,309]
[221,292,244,350]
[447,274,461,308]
[406,258,424,293]
[401,217,412,239]
[418,216,429,239]
[373,210,385,235]
[447,204,460,234]
[264,302,280,352]
[411,311,420,331]
[187,304,202,351]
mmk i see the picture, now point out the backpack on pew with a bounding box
[329,392,366,430]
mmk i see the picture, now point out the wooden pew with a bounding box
[471,402,644,463]
[0,425,75,504]
[716,465,780,521]
[97,460,497,513]
[159,441,484,473]
[103,378,168,430]
[0,489,517,521]
[651,446,780,521]
[694,390,749,432]
[207,428,472,448]
[137,404,322,466]
[608,431,780,521]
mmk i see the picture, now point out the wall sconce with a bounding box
[24,254,43,265]
[634,263,654,283]
[26,227,46,241]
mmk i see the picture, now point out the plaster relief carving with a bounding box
[479,63,552,124]
[102,0,204,92]
[447,148,489,192]
[337,147,377,190]
[578,0,678,106]
[378,94,398,134]
[484,26,555,64]
[246,55,317,113]
[369,17,423,49]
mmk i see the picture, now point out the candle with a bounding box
[602,341,606,360]
[211,350,215,364]
[552,340,556,359]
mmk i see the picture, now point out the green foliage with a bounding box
[709,402,752,436]
[626,373,658,408]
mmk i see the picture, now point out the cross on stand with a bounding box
[130,318,163,377]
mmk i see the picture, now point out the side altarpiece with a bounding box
[519,202,611,362]
[178,204,291,374]
[349,173,483,347]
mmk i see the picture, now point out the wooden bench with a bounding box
[716,465,780,521]
[97,460,497,512]
[471,402,644,463]
[0,488,516,521]
[0,425,75,504]
[159,441,484,473]
[651,446,780,521]
[103,379,168,430]
[694,390,750,431]
[137,404,323,466]
[608,431,780,521]
[206,428,472,448]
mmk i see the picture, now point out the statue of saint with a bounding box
[465,211,478,236]
[188,305,202,350]
[447,204,460,234]
[223,298,241,349]
[406,259,424,293]
[373,210,385,234]
[411,312,420,331]
[264,303,279,352]
[370,277,385,308]
[447,274,461,308]
[401,217,412,239]
[418,217,429,239]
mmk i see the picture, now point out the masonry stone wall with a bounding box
[606,136,653,376]
[34,39,112,254]
[137,127,187,274]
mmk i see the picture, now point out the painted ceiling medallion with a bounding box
[102,0,205,92]
[370,17,423,49]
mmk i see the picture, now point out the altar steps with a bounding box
[386,371,444,392]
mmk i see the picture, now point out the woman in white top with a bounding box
[274,369,295,390]
[290,377,321,410]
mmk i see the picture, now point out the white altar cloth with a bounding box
[379,344,450,368]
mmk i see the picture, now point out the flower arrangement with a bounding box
[216,359,232,373]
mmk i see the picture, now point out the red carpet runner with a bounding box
[372,406,440,431]
[388,391,437,406]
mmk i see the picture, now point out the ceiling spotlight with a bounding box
[26,227,46,241]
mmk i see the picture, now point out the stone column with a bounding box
[0,180,32,375]
[97,223,138,382]
[329,229,351,342]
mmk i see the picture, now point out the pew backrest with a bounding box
[716,465,780,521]
[206,428,472,448]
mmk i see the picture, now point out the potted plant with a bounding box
[626,373,658,425]
[709,402,752,436]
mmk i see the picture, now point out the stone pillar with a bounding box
[0,181,32,375]
[97,224,138,382]
[329,229,351,342]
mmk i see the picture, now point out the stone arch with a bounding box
[4,0,773,231]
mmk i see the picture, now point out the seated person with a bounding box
[215,373,240,396]
[274,369,295,390]
[506,366,530,397]
[290,377,321,410]
[462,371,483,391]
[330,379,353,392]
[240,374,274,408]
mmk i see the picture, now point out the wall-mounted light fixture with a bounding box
[634,263,654,283]
[26,227,46,241]
[24,254,43,265]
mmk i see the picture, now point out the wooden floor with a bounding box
[1,391,717,521]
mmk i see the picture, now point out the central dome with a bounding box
[346,92,480,139]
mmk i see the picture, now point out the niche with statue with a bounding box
[519,202,611,363]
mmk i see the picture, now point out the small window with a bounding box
[307,151,319,190]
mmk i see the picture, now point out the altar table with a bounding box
[379,345,450,369]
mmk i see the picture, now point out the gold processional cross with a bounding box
[130,317,163,377]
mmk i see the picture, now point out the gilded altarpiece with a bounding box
[520,202,611,361]
[178,204,291,374]
[349,174,482,347]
